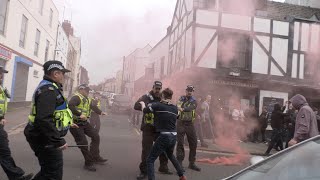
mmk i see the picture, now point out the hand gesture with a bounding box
[70,123,79,129]
[139,101,146,110]
[79,114,87,121]
[0,119,7,126]
[58,143,68,150]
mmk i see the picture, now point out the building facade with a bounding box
[54,23,68,65]
[115,70,123,94]
[79,65,89,85]
[285,0,320,8]
[103,78,116,93]
[123,45,152,98]
[151,0,320,114]
[0,0,59,102]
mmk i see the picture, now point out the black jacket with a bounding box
[271,104,286,129]
[134,91,161,131]
[24,76,66,148]
[143,101,178,133]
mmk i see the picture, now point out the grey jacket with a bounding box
[290,94,319,142]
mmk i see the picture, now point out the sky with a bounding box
[53,0,285,85]
[53,0,176,84]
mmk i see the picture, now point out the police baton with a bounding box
[68,145,89,148]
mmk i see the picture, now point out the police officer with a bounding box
[90,92,102,132]
[176,85,201,171]
[24,60,76,180]
[134,81,170,180]
[69,84,107,172]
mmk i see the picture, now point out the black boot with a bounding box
[94,156,108,165]
[136,173,147,180]
[84,164,97,172]
[188,163,201,171]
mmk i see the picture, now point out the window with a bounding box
[45,40,49,62]
[19,15,28,48]
[38,0,44,15]
[160,56,165,77]
[33,70,39,78]
[168,51,173,74]
[304,54,319,79]
[0,0,9,35]
[49,9,53,27]
[194,0,216,9]
[34,29,41,56]
[217,32,251,69]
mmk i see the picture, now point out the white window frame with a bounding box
[19,15,28,48]
[0,0,9,35]
[34,29,41,56]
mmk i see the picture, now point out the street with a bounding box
[0,106,247,180]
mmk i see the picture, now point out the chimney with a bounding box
[62,20,74,37]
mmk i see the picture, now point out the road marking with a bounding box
[8,122,28,136]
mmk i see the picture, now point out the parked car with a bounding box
[110,94,131,113]
[224,135,320,180]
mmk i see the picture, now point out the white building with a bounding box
[285,0,320,8]
[0,0,59,102]
[54,23,68,65]
[69,36,81,89]
[115,70,123,94]
[151,0,320,113]
[123,45,152,97]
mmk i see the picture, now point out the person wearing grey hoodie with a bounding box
[288,94,319,146]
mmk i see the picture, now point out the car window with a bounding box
[231,138,320,180]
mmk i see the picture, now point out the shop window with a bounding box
[304,54,320,79]
[217,31,250,70]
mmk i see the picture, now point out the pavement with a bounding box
[0,103,254,180]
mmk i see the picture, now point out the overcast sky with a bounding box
[53,0,285,85]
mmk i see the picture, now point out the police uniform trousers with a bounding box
[176,120,198,163]
[70,122,100,166]
[0,125,25,180]
[24,124,63,180]
[90,112,101,133]
[139,126,168,174]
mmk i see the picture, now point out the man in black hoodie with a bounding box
[264,103,286,156]
[134,81,170,180]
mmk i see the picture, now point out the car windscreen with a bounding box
[114,95,130,102]
[231,138,320,180]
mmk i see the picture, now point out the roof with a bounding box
[260,1,320,21]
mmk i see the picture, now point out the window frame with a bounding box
[39,0,44,15]
[45,40,50,62]
[49,8,53,28]
[0,0,9,35]
[19,15,28,48]
[217,31,251,70]
[34,29,41,56]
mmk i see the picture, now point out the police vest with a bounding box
[28,80,73,133]
[144,93,155,125]
[0,86,8,117]
[74,93,91,119]
[178,97,196,122]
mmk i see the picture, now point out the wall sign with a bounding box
[213,80,258,88]
[0,45,12,60]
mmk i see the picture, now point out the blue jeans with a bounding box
[147,133,184,180]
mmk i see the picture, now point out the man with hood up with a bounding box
[288,94,319,146]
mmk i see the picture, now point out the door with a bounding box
[13,62,29,101]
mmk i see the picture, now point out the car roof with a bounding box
[223,135,320,179]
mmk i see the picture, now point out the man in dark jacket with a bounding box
[24,60,76,180]
[135,81,170,180]
[69,84,107,172]
[264,103,286,156]
[141,88,186,180]
[288,94,319,146]
[176,85,201,171]
[258,106,268,143]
